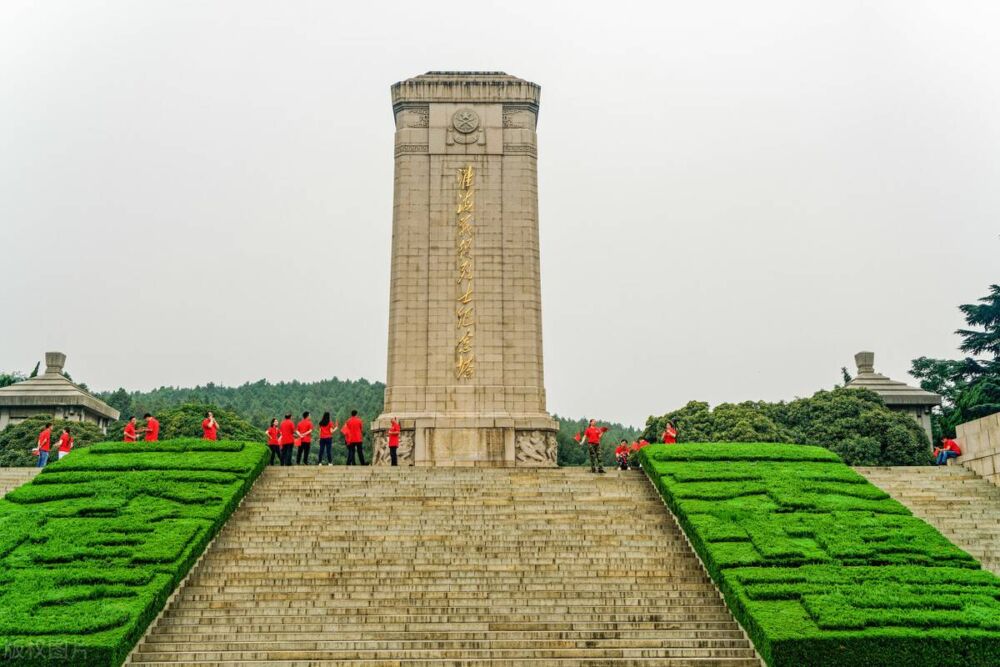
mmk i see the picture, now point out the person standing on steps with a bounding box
[387,417,401,466]
[317,412,338,466]
[35,423,52,467]
[661,421,678,444]
[56,427,73,460]
[123,416,138,443]
[583,419,609,473]
[344,410,366,465]
[279,413,296,466]
[266,419,281,465]
[144,413,160,442]
[296,411,313,465]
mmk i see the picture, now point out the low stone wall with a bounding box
[957,412,1000,486]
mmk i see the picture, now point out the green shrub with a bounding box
[0,416,108,467]
[640,442,1000,666]
[0,437,268,666]
[105,403,264,444]
[643,387,932,466]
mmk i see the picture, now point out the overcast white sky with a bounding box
[1,1,997,427]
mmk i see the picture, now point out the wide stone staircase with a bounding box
[0,467,39,496]
[856,465,1000,575]
[128,467,760,666]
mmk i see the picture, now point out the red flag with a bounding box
[573,432,581,442]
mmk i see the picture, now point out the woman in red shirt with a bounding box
[317,412,339,466]
[266,419,281,465]
[662,421,678,444]
[57,428,74,460]
[387,418,401,467]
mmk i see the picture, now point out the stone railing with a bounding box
[956,412,1000,487]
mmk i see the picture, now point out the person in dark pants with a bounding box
[266,419,281,465]
[344,410,366,465]
[387,417,401,466]
[296,411,313,465]
[279,413,296,466]
[317,412,338,465]
[583,419,609,474]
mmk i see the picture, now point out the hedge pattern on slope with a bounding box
[0,438,269,667]
[640,443,1000,667]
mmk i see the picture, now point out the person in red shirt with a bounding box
[56,427,74,460]
[296,411,314,465]
[279,413,296,466]
[35,423,52,468]
[935,437,962,466]
[344,410,366,466]
[266,418,281,465]
[614,439,629,471]
[123,417,138,443]
[387,417,401,467]
[317,412,339,466]
[143,413,160,442]
[201,411,220,441]
[583,419,609,474]
[661,421,678,444]
[638,438,649,448]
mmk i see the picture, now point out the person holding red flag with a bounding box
[35,423,53,467]
[583,419,609,474]
[123,416,138,443]
[614,439,629,471]
[661,421,678,444]
[56,427,73,460]
[387,417,401,467]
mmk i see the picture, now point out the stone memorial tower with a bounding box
[372,72,559,467]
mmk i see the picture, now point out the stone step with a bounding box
[127,468,759,665]
[137,646,754,664]
[855,465,1000,575]
[131,659,761,667]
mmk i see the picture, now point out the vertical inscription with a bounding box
[455,164,475,380]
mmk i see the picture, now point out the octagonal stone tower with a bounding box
[371,72,559,467]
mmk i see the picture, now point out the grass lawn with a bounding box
[0,438,268,666]
[640,442,1000,667]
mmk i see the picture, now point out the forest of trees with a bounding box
[91,378,638,466]
[910,284,1000,438]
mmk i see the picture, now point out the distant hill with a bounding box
[97,378,385,429]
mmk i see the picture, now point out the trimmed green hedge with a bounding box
[640,443,1000,667]
[0,438,269,666]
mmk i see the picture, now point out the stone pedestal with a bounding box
[373,72,559,467]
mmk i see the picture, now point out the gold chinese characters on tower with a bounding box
[455,164,475,380]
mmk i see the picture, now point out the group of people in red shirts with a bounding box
[265,410,385,466]
[122,413,162,443]
[575,419,679,473]
[33,423,74,467]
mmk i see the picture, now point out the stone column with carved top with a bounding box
[372,72,559,467]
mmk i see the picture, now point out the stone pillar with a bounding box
[373,72,559,467]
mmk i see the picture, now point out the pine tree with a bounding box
[911,284,1000,435]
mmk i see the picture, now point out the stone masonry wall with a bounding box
[957,412,1000,487]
